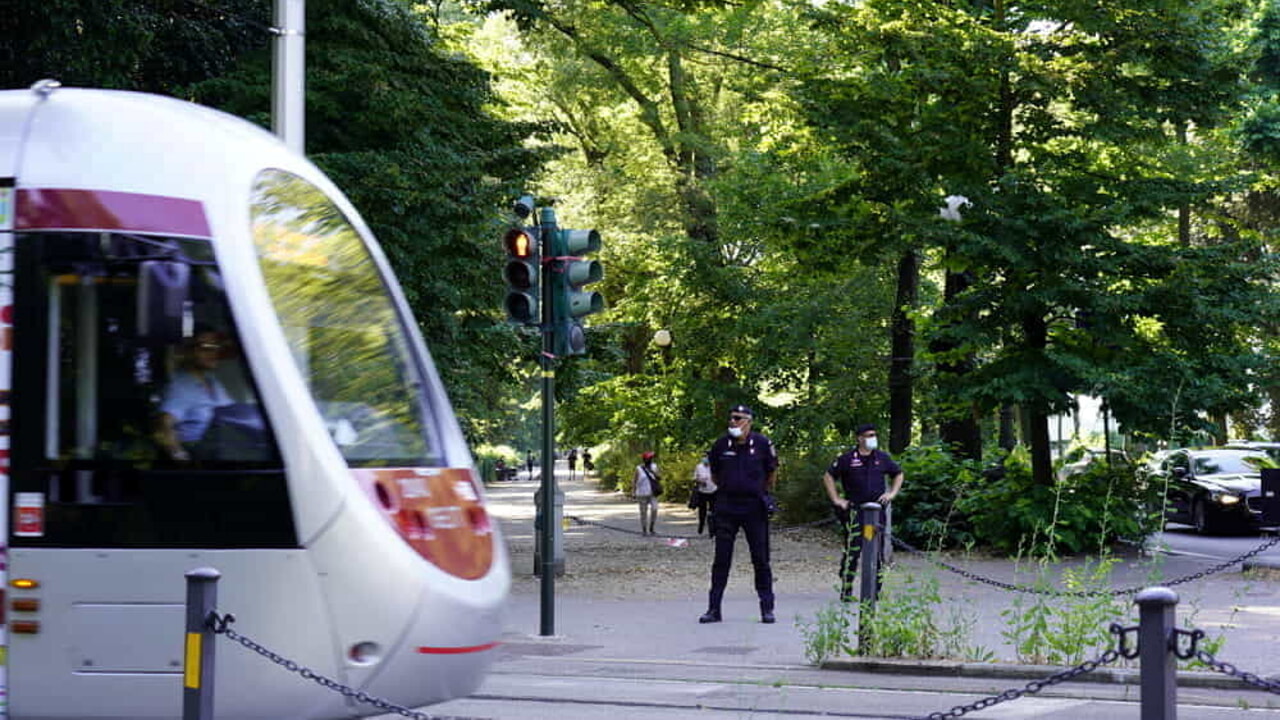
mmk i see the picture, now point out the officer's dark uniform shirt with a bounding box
[829,448,901,505]
[709,431,778,511]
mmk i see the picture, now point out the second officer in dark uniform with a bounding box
[822,423,904,601]
[699,404,779,624]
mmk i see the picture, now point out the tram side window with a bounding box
[250,169,442,467]
[11,232,295,548]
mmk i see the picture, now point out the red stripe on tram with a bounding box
[416,641,502,655]
[16,188,212,238]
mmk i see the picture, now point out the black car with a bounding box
[1161,448,1267,534]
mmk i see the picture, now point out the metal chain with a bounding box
[913,646,1123,720]
[207,613,489,720]
[1193,649,1280,694]
[566,514,833,540]
[891,533,1280,598]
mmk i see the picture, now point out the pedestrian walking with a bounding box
[567,448,579,481]
[633,451,662,535]
[690,455,717,536]
[526,449,535,480]
[821,423,904,601]
[582,449,594,475]
[699,404,778,625]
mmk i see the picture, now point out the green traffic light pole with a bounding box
[538,205,559,637]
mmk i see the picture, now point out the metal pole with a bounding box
[538,206,557,637]
[272,0,305,154]
[857,502,882,653]
[182,568,221,720]
[1136,586,1178,720]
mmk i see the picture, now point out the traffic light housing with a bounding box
[503,227,540,325]
[552,228,604,355]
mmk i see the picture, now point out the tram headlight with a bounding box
[348,642,383,666]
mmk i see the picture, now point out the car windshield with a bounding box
[1193,452,1266,476]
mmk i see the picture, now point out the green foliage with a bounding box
[891,443,985,549]
[10,0,267,91]
[799,566,989,663]
[859,569,986,661]
[957,451,1154,556]
[795,601,854,665]
[1000,557,1128,666]
[774,447,843,523]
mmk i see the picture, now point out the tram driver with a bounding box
[156,328,235,462]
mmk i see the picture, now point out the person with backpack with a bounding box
[633,451,662,535]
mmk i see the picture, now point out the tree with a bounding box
[794,0,1271,483]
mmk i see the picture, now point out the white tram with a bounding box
[0,83,509,719]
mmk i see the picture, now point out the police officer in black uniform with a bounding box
[822,423,904,601]
[699,404,779,624]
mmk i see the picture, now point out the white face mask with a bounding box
[728,426,743,438]
[863,437,878,451]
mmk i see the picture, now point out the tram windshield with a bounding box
[9,231,295,548]
[250,169,441,467]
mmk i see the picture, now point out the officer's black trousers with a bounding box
[707,501,773,612]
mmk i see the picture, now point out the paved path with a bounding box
[483,463,1280,682]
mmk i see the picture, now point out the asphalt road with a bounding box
[1154,525,1280,566]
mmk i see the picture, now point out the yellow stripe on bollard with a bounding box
[184,632,202,689]
[862,524,875,541]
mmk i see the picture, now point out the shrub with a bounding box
[957,449,1154,556]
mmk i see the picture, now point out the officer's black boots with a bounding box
[761,610,776,624]
[698,609,722,624]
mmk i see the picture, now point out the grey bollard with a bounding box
[856,502,883,654]
[1137,586,1179,720]
[859,502,883,609]
[183,568,221,720]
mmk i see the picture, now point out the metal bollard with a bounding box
[183,568,221,720]
[1136,586,1178,720]
[856,502,883,654]
[858,502,883,609]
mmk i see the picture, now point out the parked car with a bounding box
[1056,447,1131,482]
[1160,448,1269,534]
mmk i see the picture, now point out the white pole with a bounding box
[272,0,305,154]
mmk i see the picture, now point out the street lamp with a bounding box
[653,329,672,348]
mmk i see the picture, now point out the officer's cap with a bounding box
[855,423,877,436]
[729,404,754,418]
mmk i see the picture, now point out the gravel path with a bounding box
[485,470,846,601]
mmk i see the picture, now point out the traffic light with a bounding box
[552,228,604,355]
[503,226,540,325]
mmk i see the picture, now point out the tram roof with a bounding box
[1,83,311,237]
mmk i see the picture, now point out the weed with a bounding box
[795,602,854,665]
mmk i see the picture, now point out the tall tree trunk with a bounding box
[1028,407,1052,486]
[1210,412,1229,445]
[889,250,918,454]
[998,405,1016,450]
[934,269,982,459]
[1023,312,1053,485]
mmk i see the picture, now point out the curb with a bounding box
[820,658,1275,691]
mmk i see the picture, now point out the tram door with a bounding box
[3,228,297,718]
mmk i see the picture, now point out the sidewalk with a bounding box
[484,463,1280,686]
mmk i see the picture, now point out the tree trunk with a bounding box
[1023,312,1053,485]
[934,269,982,459]
[998,405,1016,450]
[889,250,918,454]
[1028,408,1053,486]
[1211,412,1229,445]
